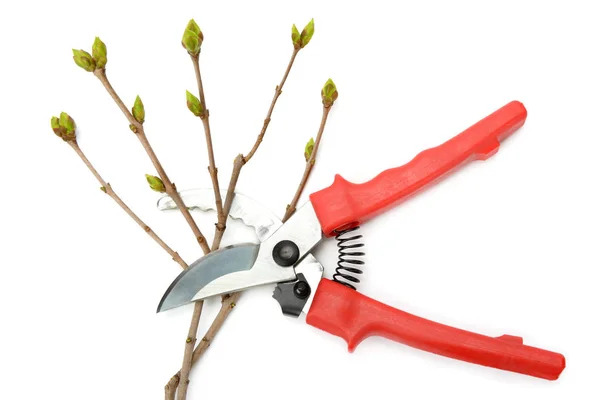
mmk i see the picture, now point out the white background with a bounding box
[1,1,598,399]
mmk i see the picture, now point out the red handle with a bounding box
[309,101,527,236]
[306,279,565,380]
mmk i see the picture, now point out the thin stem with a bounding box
[92,69,138,128]
[283,105,331,222]
[191,54,225,232]
[169,54,224,400]
[191,54,207,109]
[176,301,203,400]
[68,141,188,269]
[211,48,300,250]
[166,92,333,395]
[165,292,240,400]
[211,154,244,250]
[93,68,210,253]
[165,373,179,400]
[244,48,299,163]
[167,46,304,399]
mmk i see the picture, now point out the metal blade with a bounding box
[157,201,323,312]
[158,243,260,312]
[157,242,299,312]
[185,202,323,302]
[157,189,282,242]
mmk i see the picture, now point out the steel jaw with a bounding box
[156,189,324,316]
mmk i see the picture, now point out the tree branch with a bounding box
[211,47,300,250]
[244,48,299,163]
[169,52,225,400]
[283,105,331,221]
[67,141,188,270]
[93,68,210,253]
[191,54,224,231]
[176,300,203,400]
[165,88,334,399]
[165,293,240,400]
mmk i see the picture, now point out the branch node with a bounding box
[215,222,226,232]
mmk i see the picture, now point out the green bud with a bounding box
[321,78,338,107]
[51,116,61,136]
[72,49,96,72]
[129,124,138,133]
[132,96,145,124]
[186,90,204,117]
[92,37,107,69]
[300,19,314,48]
[291,24,301,49]
[186,19,201,35]
[145,174,166,193]
[51,112,77,141]
[304,137,315,162]
[182,19,203,56]
[59,112,77,141]
[100,186,107,193]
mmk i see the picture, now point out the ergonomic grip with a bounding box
[309,101,527,236]
[306,279,565,380]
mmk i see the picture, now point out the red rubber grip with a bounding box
[306,279,565,380]
[309,101,527,236]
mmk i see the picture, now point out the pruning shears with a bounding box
[156,101,566,380]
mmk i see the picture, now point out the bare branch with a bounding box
[167,45,307,400]
[283,105,331,222]
[176,301,204,400]
[93,68,210,253]
[166,90,334,392]
[171,52,225,399]
[67,141,188,269]
[191,54,224,231]
[212,48,300,250]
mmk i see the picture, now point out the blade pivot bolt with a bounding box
[293,281,311,299]
[272,240,300,267]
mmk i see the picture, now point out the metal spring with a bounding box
[332,226,365,290]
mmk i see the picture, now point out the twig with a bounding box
[165,292,240,400]
[165,47,302,399]
[283,105,331,222]
[165,374,179,400]
[93,68,210,254]
[191,54,224,230]
[176,300,203,400]
[165,86,333,400]
[170,52,225,400]
[211,47,300,250]
[67,141,188,270]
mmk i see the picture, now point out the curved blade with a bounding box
[158,244,260,312]
[157,242,299,312]
[157,189,282,242]
[157,201,322,313]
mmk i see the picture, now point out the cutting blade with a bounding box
[158,243,259,311]
[157,242,299,311]
[157,202,323,312]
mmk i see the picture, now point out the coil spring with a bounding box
[332,226,365,290]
